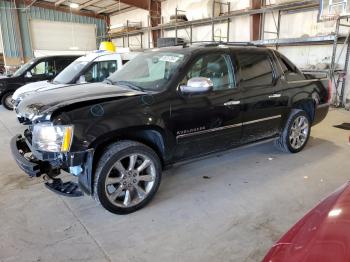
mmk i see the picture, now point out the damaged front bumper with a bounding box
[10,133,94,196]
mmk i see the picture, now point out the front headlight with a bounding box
[32,123,74,152]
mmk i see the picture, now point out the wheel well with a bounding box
[91,129,166,174]
[292,100,315,122]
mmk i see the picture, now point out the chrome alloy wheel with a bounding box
[289,115,309,150]
[104,154,156,208]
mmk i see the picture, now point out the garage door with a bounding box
[30,19,97,52]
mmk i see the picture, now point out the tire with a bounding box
[93,140,162,215]
[1,92,14,110]
[275,109,311,153]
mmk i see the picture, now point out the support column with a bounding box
[13,0,25,64]
[150,0,161,47]
[251,0,262,41]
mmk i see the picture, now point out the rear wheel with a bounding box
[93,140,162,214]
[1,92,14,110]
[275,109,311,153]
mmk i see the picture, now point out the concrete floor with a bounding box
[0,107,349,262]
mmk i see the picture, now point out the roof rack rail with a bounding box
[186,41,265,47]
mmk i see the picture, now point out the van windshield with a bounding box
[108,52,186,91]
[53,60,88,84]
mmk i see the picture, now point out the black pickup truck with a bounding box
[11,44,330,214]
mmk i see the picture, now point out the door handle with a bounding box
[224,100,240,106]
[268,94,281,98]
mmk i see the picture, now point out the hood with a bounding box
[262,182,350,262]
[12,81,56,100]
[16,82,144,123]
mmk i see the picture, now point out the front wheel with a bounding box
[1,92,14,110]
[275,109,311,153]
[93,140,162,214]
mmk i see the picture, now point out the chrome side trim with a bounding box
[268,94,281,98]
[176,123,241,139]
[242,115,282,126]
[286,78,327,84]
[224,100,240,106]
[176,115,282,139]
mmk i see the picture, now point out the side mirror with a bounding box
[179,77,213,95]
[77,75,86,84]
[25,71,32,78]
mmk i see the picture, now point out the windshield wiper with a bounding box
[114,81,145,92]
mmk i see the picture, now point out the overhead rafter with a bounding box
[55,0,66,6]
[118,0,150,10]
[22,0,107,19]
[96,4,127,14]
[78,0,102,10]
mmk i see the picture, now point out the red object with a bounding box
[262,182,350,262]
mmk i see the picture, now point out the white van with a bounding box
[12,51,128,105]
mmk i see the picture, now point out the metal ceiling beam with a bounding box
[109,6,137,16]
[97,0,151,13]
[22,0,107,19]
[55,0,66,6]
[118,0,150,10]
[96,4,124,14]
[78,0,102,10]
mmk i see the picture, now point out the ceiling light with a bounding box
[70,3,79,8]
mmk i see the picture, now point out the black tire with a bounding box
[93,140,162,215]
[274,109,311,153]
[1,92,14,110]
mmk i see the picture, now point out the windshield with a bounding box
[13,59,36,77]
[108,52,186,91]
[53,60,88,84]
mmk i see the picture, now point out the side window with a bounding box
[237,53,274,88]
[278,55,297,74]
[184,54,235,91]
[83,63,99,83]
[55,59,74,74]
[97,60,118,81]
[30,61,47,76]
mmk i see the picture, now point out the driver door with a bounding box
[169,52,242,161]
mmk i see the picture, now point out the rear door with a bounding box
[237,50,283,142]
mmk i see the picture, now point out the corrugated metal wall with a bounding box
[0,1,107,65]
[0,1,22,60]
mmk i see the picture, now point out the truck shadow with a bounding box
[154,136,341,204]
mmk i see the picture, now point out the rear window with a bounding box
[237,53,274,87]
[276,53,298,74]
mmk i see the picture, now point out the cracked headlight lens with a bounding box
[32,122,74,152]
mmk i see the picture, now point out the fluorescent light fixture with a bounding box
[70,2,79,8]
[69,46,79,50]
